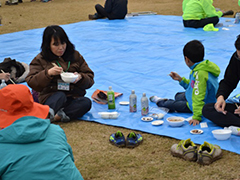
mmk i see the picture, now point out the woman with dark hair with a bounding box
[26,25,94,122]
[202,35,240,127]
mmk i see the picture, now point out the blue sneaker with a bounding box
[126,132,143,148]
[109,131,126,147]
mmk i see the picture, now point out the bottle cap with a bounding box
[131,90,135,94]
[143,93,146,96]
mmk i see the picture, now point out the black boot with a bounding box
[222,10,234,16]
[88,13,98,20]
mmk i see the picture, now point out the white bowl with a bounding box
[212,129,232,140]
[167,116,185,127]
[60,72,78,83]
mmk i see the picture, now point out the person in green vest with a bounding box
[182,0,234,28]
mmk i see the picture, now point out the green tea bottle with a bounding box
[107,86,115,109]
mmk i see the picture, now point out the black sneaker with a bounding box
[109,131,126,147]
[222,10,234,16]
[88,14,98,20]
[126,132,143,148]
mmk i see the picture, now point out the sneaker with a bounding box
[126,132,143,148]
[88,14,98,20]
[56,108,70,122]
[149,96,167,103]
[170,138,197,161]
[222,10,234,16]
[109,131,126,147]
[197,141,222,165]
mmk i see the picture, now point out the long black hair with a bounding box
[41,25,75,62]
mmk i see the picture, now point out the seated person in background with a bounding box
[0,84,84,180]
[88,0,128,20]
[202,35,240,127]
[150,40,220,126]
[26,25,94,122]
[182,0,234,28]
[0,72,10,81]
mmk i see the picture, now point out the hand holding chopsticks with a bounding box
[0,69,15,84]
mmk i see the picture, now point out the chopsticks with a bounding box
[51,62,58,67]
[51,62,64,73]
[1,69,15,84]
[235,103,239,109]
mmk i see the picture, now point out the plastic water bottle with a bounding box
[0,80,7,89]
[141,93,149,115]
[224,126,240,136]
[129,90,137,112]
[234,12,240,24]
[107,86,115,109]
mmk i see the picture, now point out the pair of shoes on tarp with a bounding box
[109,131,143,148]
[171,138,222,165]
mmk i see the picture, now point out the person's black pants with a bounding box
[95,4,124,20]
[183,16,219,28]
[202,103,240,127]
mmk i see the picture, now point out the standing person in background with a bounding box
[88,0,128,20]
[26,25,94,122]
[182,0,234,28]
[202,35,240,127]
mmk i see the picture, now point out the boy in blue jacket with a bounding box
[150,40,220,126]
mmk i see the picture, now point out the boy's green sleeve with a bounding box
[191,71,208,121]
[201,0,223,18]
[179,77,190,89]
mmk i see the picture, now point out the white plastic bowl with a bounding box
[60,72,78,83]
[212,129,232,140]
[167,116,185,127]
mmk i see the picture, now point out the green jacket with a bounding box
[182,0,223,20]
[180,60,220,121]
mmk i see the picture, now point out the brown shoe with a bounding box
[88,14,98,20]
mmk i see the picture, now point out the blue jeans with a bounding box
[44,91,92,119]
[156,92,191,113]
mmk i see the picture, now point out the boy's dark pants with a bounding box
[156,92,192,113]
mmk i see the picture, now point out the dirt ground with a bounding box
[0,0,239,35]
